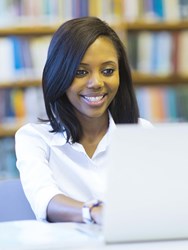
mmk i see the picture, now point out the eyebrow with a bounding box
[79,61,118,66]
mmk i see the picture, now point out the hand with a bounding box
[90,204,103,225]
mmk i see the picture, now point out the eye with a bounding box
[75,69,88,78]
[102,68,115,76]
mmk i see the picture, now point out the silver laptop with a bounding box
[103,123,188,243]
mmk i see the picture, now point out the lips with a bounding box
[82,95,104,101]
[80,94,107,105]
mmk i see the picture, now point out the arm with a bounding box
[15,124,103,224]
[47,194,83,222]
[47,194,103,224]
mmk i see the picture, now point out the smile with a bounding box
[80,94,107,106]
[83,95,104,102]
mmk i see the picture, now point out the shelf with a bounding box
[0,123,22,137]
[0,25,58,36]
[132,72,188,86]
[0,23,125,35]
[0,20,188,140]
[0,79,41,89]
[124,20,188,31]
[1,20,188,36]
[0,74,188,89]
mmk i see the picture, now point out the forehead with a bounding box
[81,36,118,62]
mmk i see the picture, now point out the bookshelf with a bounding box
[0,26,58,36]
[1,0,188,178]
[123,21,188,31]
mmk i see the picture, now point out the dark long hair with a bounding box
[42,16,139,143]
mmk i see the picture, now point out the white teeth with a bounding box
[83,95,104,102]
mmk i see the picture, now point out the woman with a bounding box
[15,17,151,225]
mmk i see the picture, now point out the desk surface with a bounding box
[1,220,188,250]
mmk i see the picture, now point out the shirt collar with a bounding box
[50,130,67,146]
[92,112,116,156]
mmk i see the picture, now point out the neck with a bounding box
[79,112,109,139]
[76,112,109,158]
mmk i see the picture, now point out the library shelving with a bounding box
[125,19,188,123]
[123,20,188,31]
[1,0,188,178]
[1,21,188,135]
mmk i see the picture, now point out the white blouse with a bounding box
[15,116,152,221]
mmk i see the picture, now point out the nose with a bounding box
[87,73,104,89]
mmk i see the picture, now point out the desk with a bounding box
[1,220,188,250]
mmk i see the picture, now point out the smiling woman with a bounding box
[66,36,119,123]
[15,17,151,225]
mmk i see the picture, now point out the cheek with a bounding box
[66,79,85,96]
[109,75,120,94]
[66,88,77,106]
[66,82,79,98]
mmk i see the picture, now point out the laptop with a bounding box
[103,123,188,243]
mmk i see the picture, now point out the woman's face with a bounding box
[66,36,119,120]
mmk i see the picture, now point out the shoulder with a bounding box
[138,118,153,128]
[15,122,66,146]
[16,122,52,139]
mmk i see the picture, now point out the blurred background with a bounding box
[0,0,188,179]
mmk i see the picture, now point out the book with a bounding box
[165,87,178,122]
[171,31,179,74]
[177,31,188,76]
[29,36,51,78]
[127,32,138,70]
[24,87,46,122]
[143,0,156,21]
[11,89,26,120]
[136,87,153,122]
[80,0,89,17]
[123,0,140,22]
[89,0,102,17]
[153,31,173,75]
[137,31,153,74]
[163,0,180,21]
[0,38,15,81]
[149,86,167,122]
[179,0,188,19]
[0,137,18,178]
[176,86,188,121]
[153,0,164,20]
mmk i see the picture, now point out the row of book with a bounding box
[0,84,187,126]
[1,0,188,27]
[0,36,50,81]
[0,137,18,179]
[0,0,124,26]
[0,84,188,178]
[0,87,46,125]
[1,30,188,82]
[125,0,188,22]
[127,30,188,76]
[136,85,188,123]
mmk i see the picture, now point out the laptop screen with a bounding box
[103,123,188,243]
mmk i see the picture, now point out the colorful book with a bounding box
[0,38,15,81]
[177,31,188,76]
[163,0,180,21]
[137,31,153,74]
[153,0,164,20]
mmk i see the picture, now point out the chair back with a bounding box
[0,178,36,221]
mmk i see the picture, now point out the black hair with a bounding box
[42,16,139,143]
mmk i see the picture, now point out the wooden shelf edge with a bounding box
[0,74,188,88]
[123,20,188,31]
[132,72,188,85]
[0,25,59,35]
[0,79,41,89]
[0,125,20,137]
[1,20,188,35]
